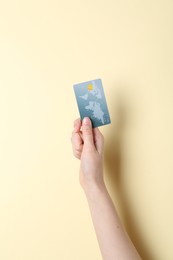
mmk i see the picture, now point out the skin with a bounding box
[71,117,142,260]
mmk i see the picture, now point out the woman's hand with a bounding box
[71,117,105,192]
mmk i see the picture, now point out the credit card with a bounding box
[73,78,111,128]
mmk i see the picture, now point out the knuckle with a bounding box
[75,146,81,154]
[73,144,81,155]
[73,150,81,159]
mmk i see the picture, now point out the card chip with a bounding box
[87,83,93,91]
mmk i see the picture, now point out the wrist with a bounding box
[82,180,108,202]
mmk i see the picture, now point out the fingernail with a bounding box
[83,117,91,125]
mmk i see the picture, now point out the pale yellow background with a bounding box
[0,1,173,259]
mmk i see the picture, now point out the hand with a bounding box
[71,117,105,192]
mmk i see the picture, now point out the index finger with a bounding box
[73,118,82,133]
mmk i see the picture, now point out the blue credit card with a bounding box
[73,79,111,128]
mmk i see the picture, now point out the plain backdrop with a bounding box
[0,1,173,259]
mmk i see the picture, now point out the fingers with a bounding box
[71,118,104,158]
[71,118,83,159]
[72,132,83,159]
[73,118,82,133]
[93,127,104,155]
[82,117,94,150]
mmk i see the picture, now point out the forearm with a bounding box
[71,119,141,259]
[84,183,141,260]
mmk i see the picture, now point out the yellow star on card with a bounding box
[87,83,93,91]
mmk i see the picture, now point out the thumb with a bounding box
[82,117,94,150]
